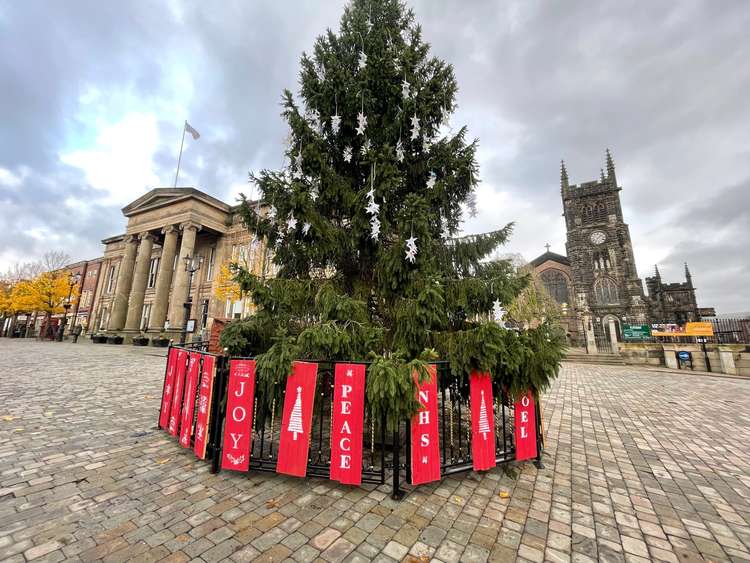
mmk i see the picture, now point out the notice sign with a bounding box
[514,390,537,461]
[159,348,178,429]
[330,363,366,485]
[469,371,496,471]
[193,354,216,460]
[410,365,440,485]
[623,323,651,340]
[221,359,257,471]
[276,362,318,477]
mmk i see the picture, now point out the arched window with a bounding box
[594,277,619,304]
[595,202,607,221]
[583,206,593,223]
[540,269,570,305]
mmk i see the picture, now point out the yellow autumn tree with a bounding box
[214,262,242,302]
[11,272,79,319]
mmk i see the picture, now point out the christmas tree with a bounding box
[287,386,304,440]
[478,390,491,439]
[221,0,564,429]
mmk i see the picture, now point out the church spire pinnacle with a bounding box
[684,262,692,285]
[560,160,569,192]
[654,264,661,280]
[606,148,616,185]
[600,168,606,183]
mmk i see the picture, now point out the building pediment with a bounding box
[122,187,231,217]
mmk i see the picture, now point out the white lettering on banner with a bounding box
[341,401,351,415]
[230,433,243,449]
[342,384,352,398]
[232,406,246,423]
[521,426,528,438]
[421,433,430,446]
[340,437,351,451]
[340,454,351,468]
[235,381,246,397]
[521,395,530,407]
[419,390,429,404]
[521,411,528,423]
[419,410,430,425]
[340,420,351,434]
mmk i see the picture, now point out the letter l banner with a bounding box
[159,347,178,429]
[221,359,257,471]
[330,363,365,485]
[469,371,496,471]
[410,364,440,485]
[276,362,318,477]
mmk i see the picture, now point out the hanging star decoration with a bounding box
[396,138,405,162]
[493,300,507,324]
[393,57,401,73]
[302,222,311,236]
[358,50,367,71]
[365,165,380,240]
[426,171,436,190]
[410,114,420,140]
[330,113,341,135]
[315,62,325,82]
[360,138,371,156]
[356,111,367,135]
[286,213,298,232]
[343,146,353,162]
[292,151,303,179]
[365,199,379,215]
[441,106,451,127]
[309,181,319,202]
[422,136,432,152]
[401,79,411,99]
[405,235,418,263]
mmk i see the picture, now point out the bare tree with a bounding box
[40,250,71,273]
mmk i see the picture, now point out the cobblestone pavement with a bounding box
[2,339,750,563]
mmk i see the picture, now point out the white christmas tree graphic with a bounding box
[288,386,304,440]
[478,390,490,440]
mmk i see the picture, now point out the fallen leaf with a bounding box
[44,412,53,416]
[453,496,463,504]
[498,491,510,499]
[1,415,17,421]
[144,395,155,400]
[13,428,24,432]
[156,458,171,464]
[266,498,279,509]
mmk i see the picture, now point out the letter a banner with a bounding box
[330,363,365,485]
[514,390,538,461]
[470,371,496,471]
[410,365,440,485]
[277,362,318,477]
[168,349,188,436]
[194,354,217,460]
[221,359,257,471]
[159,347,178,429]
[179,352,202,447]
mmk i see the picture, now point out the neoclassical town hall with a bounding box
[531,150,714,351]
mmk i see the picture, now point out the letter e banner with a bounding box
[410,365,440,485]
[168,350,188,436]
[220,359,256,470]
[276,362,318,477]
[469,371,496,471]
[330,363,365,485]
[194,354,217,460]
[179,352,202,447]
[514,390,538,461]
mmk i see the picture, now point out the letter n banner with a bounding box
[514,390,537,461]
[411,364,440,485]
[194,354,217,460]
[469,371,496,471]
[221,359,257,471]
[159,347,178,429]
[277,362,318,477]
[168,349,189,436]
[179,352,202,447]
[330,363,365,485]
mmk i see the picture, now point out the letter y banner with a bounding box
[221,359,257,471]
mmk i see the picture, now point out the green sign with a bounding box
[623,324,651,340]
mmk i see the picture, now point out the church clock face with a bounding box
[590,231,606,245]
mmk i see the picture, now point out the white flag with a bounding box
[185,121,200,140]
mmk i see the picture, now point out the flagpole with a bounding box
[174,121,187,187]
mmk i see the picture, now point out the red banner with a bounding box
[276,362,318,477]
[410,365,440,485]
[168,350,189,436]
[159,348,178,429]
[469,371,496,471]
[220,359,257,470]
[179,352,201,447]
[329,363,366,485]
[193,355,216,460]
[514,390,538,461]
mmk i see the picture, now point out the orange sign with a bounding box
[651,322,713,337]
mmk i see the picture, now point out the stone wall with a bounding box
[620,342,750,377]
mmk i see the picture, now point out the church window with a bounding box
[594,277,619,304]
[539,269,570,305]
[592,251,611,270]
[583,206,593,222]
[594,202,607,221]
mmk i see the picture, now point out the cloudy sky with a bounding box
[1,1,748,312]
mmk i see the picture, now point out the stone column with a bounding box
[108,235,138,331]
[608,317,620,354]
[167,222,201,330]
[124,232,156,331]
[149,225,179,331]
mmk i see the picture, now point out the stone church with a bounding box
[531,150,713,352]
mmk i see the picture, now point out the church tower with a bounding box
[561,150,647,329]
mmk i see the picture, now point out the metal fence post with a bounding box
[391,423,404,500]
[210,355,229,474]
[156,343,172,429]
[533,394,544,470]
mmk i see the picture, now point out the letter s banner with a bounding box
[410,365,440,485]
[221,359,257,471]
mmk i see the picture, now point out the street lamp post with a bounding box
[180,254,203,345]
[56,272,81,342]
